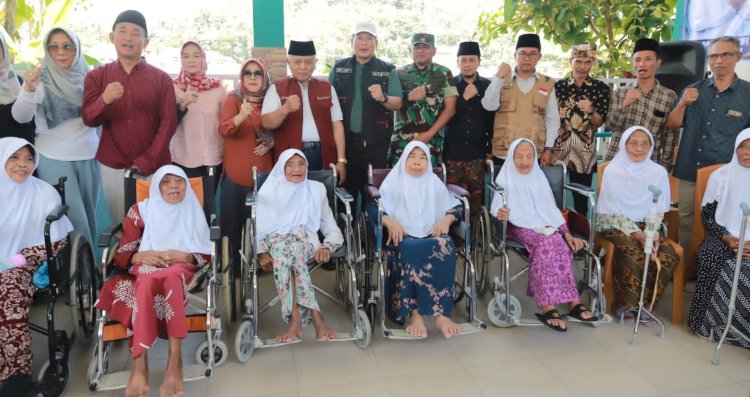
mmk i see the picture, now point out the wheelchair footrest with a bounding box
[566,313,613,325]
[102,315,215,342]
[316,331,356,342]
[384,322,481,339]
[93,364,209,392]
[256,337,302,348]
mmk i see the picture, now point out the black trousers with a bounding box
[219,175,252,268]
[345,135,388,215]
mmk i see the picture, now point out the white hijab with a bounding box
[256,149,322,245]
[702,129,750,239]
[597,126,670,221]
[380,141,460,238]
[490,138,566,231]
[0,137,72,260]
[137,165,211,254]
[0,34,21,105]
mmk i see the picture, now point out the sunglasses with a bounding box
[242,70,264,78]
[47,44,76,53]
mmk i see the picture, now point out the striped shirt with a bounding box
[604,81,677,171]
[83,59,177,175]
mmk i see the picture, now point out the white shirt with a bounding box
[482,71,560,151]
[11,84,99,161]
[261,82,344,142]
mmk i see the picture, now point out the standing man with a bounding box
[604,38,677,170]
[329,22,402,206]
[553,44,610,215]
[443,41,494,212]
[483,33,560,167]
[262,40,346,182]
[666,35,750,259]
[389,33,457,166]
[83,10,178,219]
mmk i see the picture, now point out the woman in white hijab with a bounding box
[377,141,463,339]
[0,35,35,142]
[94,165,211,397]
[0,137,72,395]
[11,27,100,251]
[256,149,342,343]
[490,138,589,332]
[688,129,750,347]
[596,126,677,325]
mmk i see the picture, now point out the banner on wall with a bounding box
[682,0,750,57]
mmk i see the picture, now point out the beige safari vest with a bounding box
[492,73,555,157]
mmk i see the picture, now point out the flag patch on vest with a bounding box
[538,87,549,96]
[336,67,353,73]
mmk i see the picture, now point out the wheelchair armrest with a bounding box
[564,183,595,197]
[46,204,69,223]
[488,181,504,193]
[366,184,381,200]
[245,191,257,207]
[98,223,124,248]
[447,184,469,198]
[334,187,354,203]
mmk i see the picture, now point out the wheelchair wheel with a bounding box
[472,207,492,296]
[335,213,351,304]
[234,320,256,363]
[355,309,371,349]
[220,236,235,325]
[196,339,228,367]
[487,293,521,328]
[357,213,374,309]
[453,254,467,303]
[68,234,97,339]
[366,302,377,333]
[36,352,69,397]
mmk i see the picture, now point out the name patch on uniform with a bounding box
[316,95,332,100]
[727,109,743,118]
[538,87,549,96]
[371,71,389,77]
[336,67,352,73]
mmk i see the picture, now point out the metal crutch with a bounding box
[711,202,750,365]
[631,185,667,346]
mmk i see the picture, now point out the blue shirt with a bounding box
[673,76,750,181]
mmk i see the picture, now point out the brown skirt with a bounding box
[602,226,678,309]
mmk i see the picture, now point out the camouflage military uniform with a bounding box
[389,62,458,166]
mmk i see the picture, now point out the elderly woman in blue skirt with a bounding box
[377,141,462,338]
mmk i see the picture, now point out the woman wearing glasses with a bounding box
[171,41,226,182]
[596,126,678,325]
[11,27,100,249]
[219,58,274,268]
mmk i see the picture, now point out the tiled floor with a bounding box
[29,252,750,397]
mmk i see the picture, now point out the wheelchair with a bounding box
[474,160,611,328]
[27,176,97,397]
[88,167,225,392]
[233,164,371,362]
[356,164,486,339]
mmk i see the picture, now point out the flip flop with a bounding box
[565,303,596,322]
[535,309,567,332]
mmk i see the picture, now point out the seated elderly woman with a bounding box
[256,149,341,342]
[596,126,678,325]
[688,129,750,347]
[0,138,72,396]
[490,138,590,332]
[94,165,211,397]
[376,141,463,339]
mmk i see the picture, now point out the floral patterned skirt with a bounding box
[0,265,37,381]
[95,263,196,357]
[385,235,456,324]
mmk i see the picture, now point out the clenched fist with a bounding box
[102,82,125,105]
[23,66,42,93]
[368,84,385,102]
[283,94,301,113]
[463,83,478,101]
[496,62,511,79]
[408,86,427,102]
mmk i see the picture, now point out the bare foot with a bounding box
[434,315,461,339]
[275,314,302,343]
[541,305,566,330]
[159,356,184,397]
[125,354,149,397]
[311,310,337,340]
[405,310,427,338]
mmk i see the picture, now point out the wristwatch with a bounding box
[337,158,348,164]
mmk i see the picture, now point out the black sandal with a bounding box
[565,303,596,322]
[535,309,567,332]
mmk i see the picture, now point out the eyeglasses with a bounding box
[284,162,307,170]
[708,52,738,61]
[242,70,264,78]
[626,142,652,149]
[516,51,540,60]
[47,44,76,53]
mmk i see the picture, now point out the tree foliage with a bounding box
[476,0,678,77]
